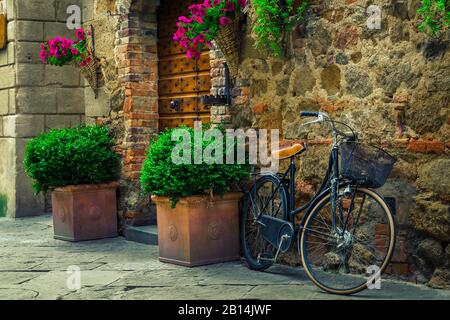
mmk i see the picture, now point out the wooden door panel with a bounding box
[157,0,211,131]
[158,38,186,56]
[159,74,211,96]
[159,56,197,76]
[159,53,211,76]
[159,95,211,114]
[159,115,211,129]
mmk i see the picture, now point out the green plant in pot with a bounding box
[141,125,251,267]
[24,125,119,242]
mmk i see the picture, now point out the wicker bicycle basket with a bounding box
[214,17,240,78]
[340,142,396,189]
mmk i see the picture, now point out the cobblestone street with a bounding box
[0,216,449,300]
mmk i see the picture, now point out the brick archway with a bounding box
[114,0,160,225]
[112,0,231,226]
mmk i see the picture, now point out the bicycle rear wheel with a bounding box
[241,174,288,271]
[300,187,396,295]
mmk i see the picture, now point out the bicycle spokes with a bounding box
[301,187,396,294]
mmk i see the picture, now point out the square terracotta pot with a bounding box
[152,192,242,267]
[51,182,119,242]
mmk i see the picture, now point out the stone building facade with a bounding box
[0,0,448,287]
[0,0,86,218]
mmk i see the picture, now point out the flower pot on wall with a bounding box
[215,17,240,78]
[52,182,119,242]
[73,57,99,98]
[152,192,242,267]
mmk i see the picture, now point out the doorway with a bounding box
[157,0,212,131]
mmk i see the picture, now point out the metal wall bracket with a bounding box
[201,62,232,106]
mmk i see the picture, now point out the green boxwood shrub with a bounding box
[24,125,118,193]
[140,125,251,206]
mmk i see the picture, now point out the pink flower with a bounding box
[48,38,59,48]
[173,27,188,41]
[75,28,86,41]
[214,0,221,5]
[238,0,247,8]
[221,1,235,12]
[193,16,204,24]
[219,16,231,26]
[178,16,192,24]
[70,48,79,55]
[203,0,213,8]
[178,38,190,48]
[189,4,206,17]
[176,28,187,37]
[196,33,206,44]
[49,47,59,57]
[39,50,47,63]
[60,38,74,49]
[187,48,201,59]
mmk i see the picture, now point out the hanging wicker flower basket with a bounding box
[39,25,99,98]
[214,17,241,78]
[72,53,99,98]
[72,26,99,98]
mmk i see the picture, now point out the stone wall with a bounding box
[0,0,86,218]
[213,0,449,287]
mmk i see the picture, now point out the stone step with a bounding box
[124,225,158,245]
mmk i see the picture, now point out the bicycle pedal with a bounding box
[257,253,275,263]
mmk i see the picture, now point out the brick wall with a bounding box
[115,0,159,225]
[85,0,160,226]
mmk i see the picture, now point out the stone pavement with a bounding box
[0,216,449,300]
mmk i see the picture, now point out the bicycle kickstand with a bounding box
[257,234,290,264]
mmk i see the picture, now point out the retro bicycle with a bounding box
[241,111,397,295]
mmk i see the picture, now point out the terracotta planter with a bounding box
[152,192,242,267]
[51,182,119,242]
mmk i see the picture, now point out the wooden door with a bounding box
[157,0,212,131]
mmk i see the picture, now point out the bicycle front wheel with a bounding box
[241,174,289,271]
[300,187,396,295]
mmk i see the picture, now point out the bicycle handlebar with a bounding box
[299,111,357,143]
[300,111,320,118]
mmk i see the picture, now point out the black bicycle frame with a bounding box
[253,144,340,227]
[289,147,337,217]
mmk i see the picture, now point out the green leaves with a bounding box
[140,126,251,207]
[252,0,308,58]
[24,126,118,194]
[417,0,450,37]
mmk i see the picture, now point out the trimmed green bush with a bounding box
[24,125,118,193]
[140,125,251,206]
